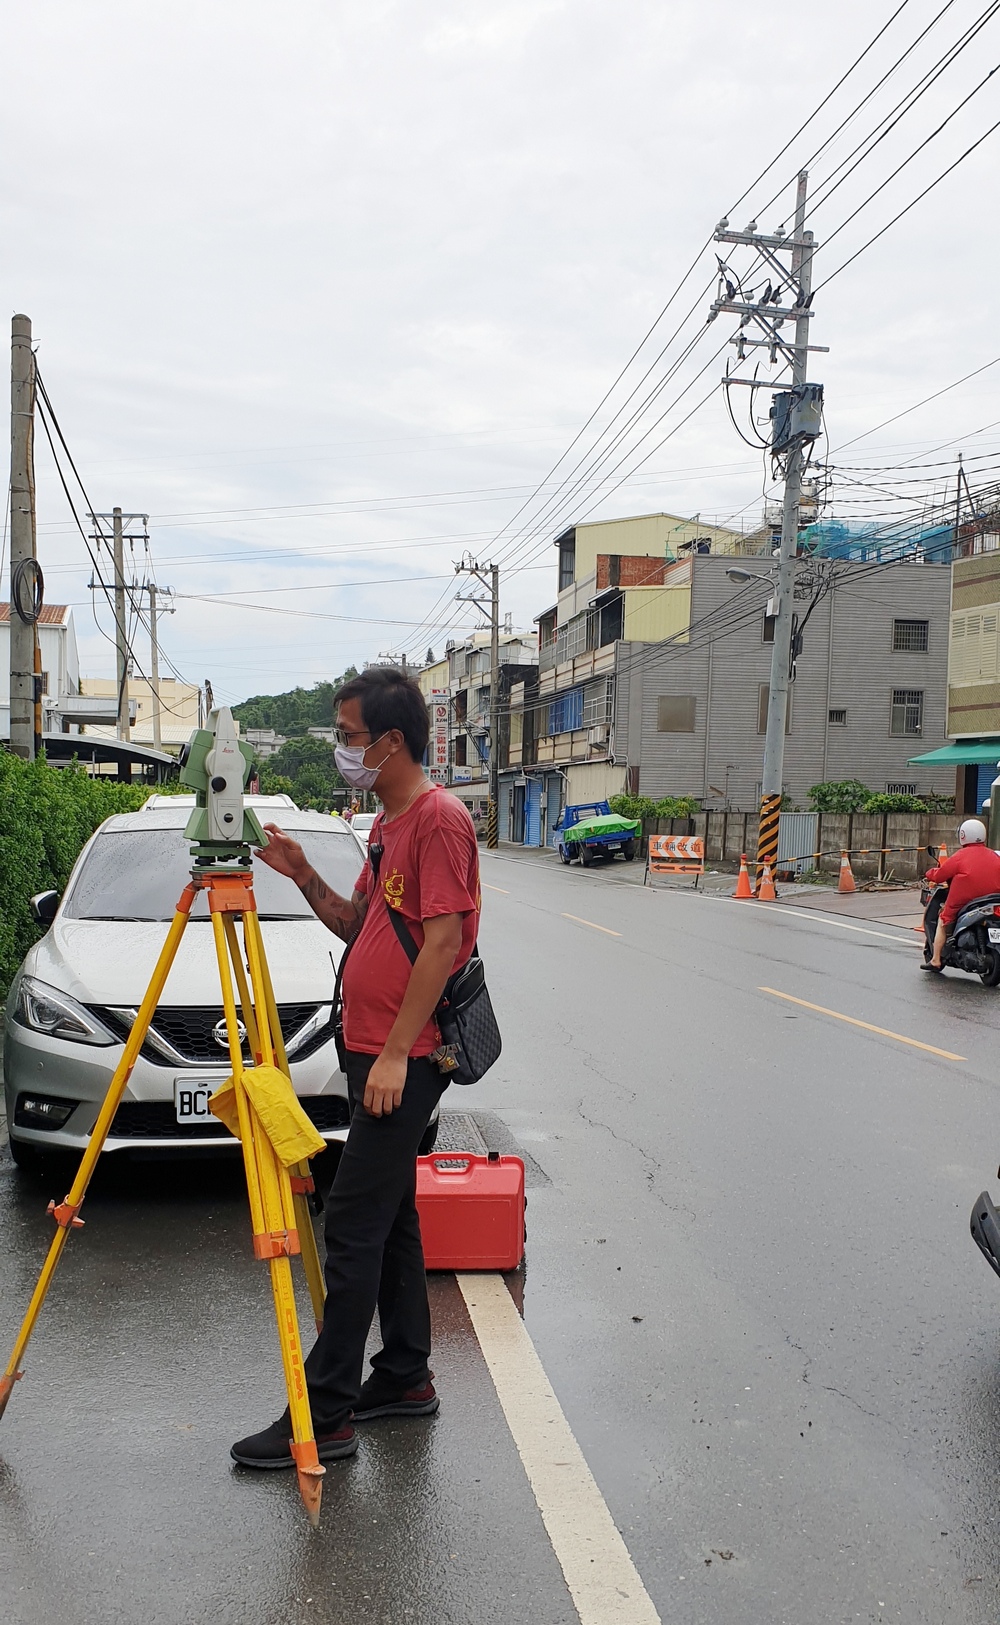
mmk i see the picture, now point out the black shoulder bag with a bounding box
[362,836,502,1087]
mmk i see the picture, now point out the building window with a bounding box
[557,529,576,592]
[886,782,916,795]
[40,671,49,696]
[828,708,847,726]
[548,688,583,736]
[657,695,696,732]
[453,735,467,767]
[892,618,928,651]
[762,613,775,644]
[758,684,791,734]
[890,688,923,736]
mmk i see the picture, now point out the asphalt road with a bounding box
[3,851,1000,1623]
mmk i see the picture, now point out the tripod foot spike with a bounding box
[294,1456,325,1526]
[0,1371,22,1419]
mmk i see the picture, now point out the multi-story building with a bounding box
[908,531,1000,813]
[614,555,953,810]
[502,511,745,844]
[80,675,201,751]
[417,630,537,811]
[504,511,955,845]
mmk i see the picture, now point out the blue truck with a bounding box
[554,800,641,866]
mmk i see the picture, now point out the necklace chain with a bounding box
[383,778,431,825]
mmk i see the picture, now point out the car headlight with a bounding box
[13,976,116,1046]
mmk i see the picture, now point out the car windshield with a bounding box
[62,828,364,921]
[352,814,377,831]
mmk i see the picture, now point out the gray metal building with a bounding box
[614,556,954,808]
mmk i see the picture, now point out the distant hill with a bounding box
[233,671,358,737]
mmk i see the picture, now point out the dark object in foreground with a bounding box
[971,1189,1000,1281]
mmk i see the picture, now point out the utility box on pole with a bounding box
[9,315,37,760]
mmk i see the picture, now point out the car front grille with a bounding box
[90,1003,331,1066]
[107,1094,352,1141]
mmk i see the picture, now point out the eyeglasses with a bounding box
[334,727,375,748]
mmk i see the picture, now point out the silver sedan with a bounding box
[4,797,369,1173]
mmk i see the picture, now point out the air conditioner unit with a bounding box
[588,723,608,746]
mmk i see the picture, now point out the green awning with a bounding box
[908,739,1000,766]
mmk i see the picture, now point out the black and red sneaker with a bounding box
[231,1408,357,1469]
[353,1372,440,1422]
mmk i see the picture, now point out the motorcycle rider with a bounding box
[922,818,1000,972]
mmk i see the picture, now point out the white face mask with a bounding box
[334,733,392,791]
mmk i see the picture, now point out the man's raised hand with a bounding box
[254,824,311,883]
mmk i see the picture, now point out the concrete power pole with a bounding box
[112,508,130,741]
[455,557,501,849]
[148,582,163,751]
[9,315,37,760]
[712,171,826,887]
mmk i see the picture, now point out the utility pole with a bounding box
[711,171,826,888]
[148,582,163,751]
[455,556,501,849]
[9,315,37,760]
[88,511,149,744]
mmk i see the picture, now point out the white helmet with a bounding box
[959,818,987,845]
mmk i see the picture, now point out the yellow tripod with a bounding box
[0,864,330,1525]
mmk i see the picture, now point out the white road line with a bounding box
[732,897,920,946]
[458,1274,660,1625]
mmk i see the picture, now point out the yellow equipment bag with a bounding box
[209,1065,326,1166]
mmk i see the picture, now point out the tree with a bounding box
[234,670,358,736]
[259,736,345,810]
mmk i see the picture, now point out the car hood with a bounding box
[24,918,342,1007]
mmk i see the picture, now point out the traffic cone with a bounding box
[757,861,777,901]
[734,853,753,899]
[938,843,948,865]
[838,849,856,894]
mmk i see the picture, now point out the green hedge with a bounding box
[609,793,701,822]
[0,753,159,998]
[808,779,954,815]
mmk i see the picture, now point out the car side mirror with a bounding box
[30,891,60,927]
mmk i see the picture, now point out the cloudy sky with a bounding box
[3,0,999,704]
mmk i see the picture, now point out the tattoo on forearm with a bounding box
[297,867,367,941]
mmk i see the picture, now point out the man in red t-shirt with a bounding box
[923,818,1000,970]
[232,669,480,1470]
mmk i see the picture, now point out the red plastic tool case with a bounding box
[416,1152,525,1270]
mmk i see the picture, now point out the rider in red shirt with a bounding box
[923,818,1000,970]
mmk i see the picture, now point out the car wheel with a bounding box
[623,841,637,861]
[559,844,572,864]
[981,949,1000,987]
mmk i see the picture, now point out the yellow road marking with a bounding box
[562,913,621,937]
[483,883,510,893]
[759,986,965,1061]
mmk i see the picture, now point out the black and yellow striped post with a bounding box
[756,793,782,893]
[486,798,499,850]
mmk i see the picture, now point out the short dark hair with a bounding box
[334,668,430,760]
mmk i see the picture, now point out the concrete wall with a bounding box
[619,556,954,809]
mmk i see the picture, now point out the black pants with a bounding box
[303,1051,445,1429]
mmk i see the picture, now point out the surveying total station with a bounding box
[0,709,332,1525]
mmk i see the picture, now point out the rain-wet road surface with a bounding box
[3,849,1000,1623]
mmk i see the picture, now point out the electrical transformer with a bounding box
[769,383,824,454]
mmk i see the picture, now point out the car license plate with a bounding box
[174,1077,217,1124]
[989,927,1000,944]
[607,842,621,850]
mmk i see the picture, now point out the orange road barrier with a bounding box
[734,853,753,899]
[838,850,857,894]
[646,834,704,889]
[757,862,777,901]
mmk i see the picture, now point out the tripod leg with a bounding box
[0,888,196,1419]
[244,911,326,1331]
[212,910,324,1525]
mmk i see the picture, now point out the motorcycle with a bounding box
[921,873,1000,986]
